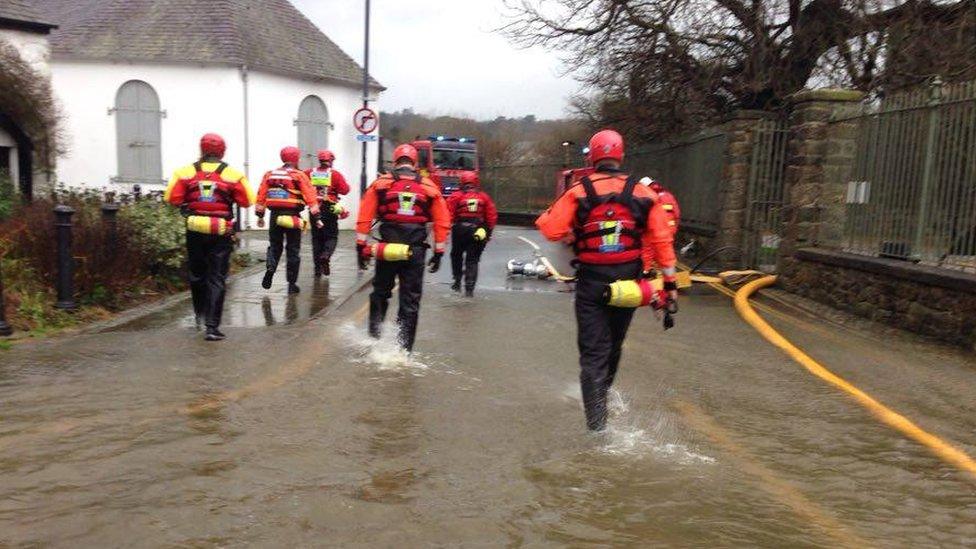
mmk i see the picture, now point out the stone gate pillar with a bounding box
[778,89,864,275]
[715,110,777,267]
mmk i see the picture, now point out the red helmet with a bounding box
[588,129,625,165]
[280,146,301,165]
[460,171,479,186]
[393,144,419,166]
[200,133,226,158]
[318,150,335,163]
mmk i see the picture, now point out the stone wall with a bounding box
[780,248,976,349]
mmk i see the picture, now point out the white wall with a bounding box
[50,61,245,191]
[50,60,380,229]
[244,70,378,229]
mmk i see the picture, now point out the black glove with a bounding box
[427,252,443,273]
[356,243,370,270]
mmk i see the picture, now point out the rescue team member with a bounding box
[640,177,681,234]
[536,130,678,431]
[255,146,322,294]
[305,150,350,277]
[446,171,498,296]
[165,133,255,341]
[356,144,450,352]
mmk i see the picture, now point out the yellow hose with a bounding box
[735,275,976,481]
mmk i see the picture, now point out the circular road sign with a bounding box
[354,108,378,135]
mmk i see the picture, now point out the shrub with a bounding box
[0,187,258,335]
[119,199,187,278]
[0,188,187,313]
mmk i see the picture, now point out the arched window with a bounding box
[296,95,330,170]
[114,80,162,185]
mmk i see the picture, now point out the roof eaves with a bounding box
[0,16,58,33]
[247,63,386,92]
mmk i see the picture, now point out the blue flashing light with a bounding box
[426,135,478,144]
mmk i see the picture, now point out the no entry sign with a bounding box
[354,108,378,135]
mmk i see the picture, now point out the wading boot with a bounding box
[261,270,274,290]
[205,327,226,342]
[451,279,461,293]
[288,283,301,295]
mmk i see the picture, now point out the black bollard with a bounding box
[101,202,120,258]
[132,184,142,202]
[0,259,12,336]
[53,205,77,311]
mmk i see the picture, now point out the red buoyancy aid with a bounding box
[376,173,433,224]
[453,189,487,223]
[265,169,305,210]
[574,174,651,265]
[184,162,235,218]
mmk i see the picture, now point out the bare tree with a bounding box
[0,38,64,172]
[503,0,975,140]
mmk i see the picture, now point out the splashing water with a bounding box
[338,322,430,373]
[563,383,715,464]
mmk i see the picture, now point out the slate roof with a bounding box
[0,0,57,31]
[31,0,382,89]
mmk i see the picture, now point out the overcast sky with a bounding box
[292,0,581,120]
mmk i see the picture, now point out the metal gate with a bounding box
[832,79,976,272]
[742,119,789,272]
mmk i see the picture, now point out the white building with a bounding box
[0,0,58,198]
[32,0,382,228]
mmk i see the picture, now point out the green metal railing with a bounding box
[629,131,727,231]
[480,161,566,214]
[829,79,976,272]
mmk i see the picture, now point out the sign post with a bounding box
[360,0,372,196]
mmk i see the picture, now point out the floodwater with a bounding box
[2,228,976,547]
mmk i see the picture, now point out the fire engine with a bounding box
[555,166,594,196]
[410,136,479,197]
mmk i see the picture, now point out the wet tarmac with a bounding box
[2,227,976,547]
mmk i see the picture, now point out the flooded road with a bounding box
[2,228,976,547]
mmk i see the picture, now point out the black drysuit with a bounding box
[311,206,339,270]
[266,210,303,285]
[369,223,429,353]
[186,231,233,330]
[575,261,643,431]
[450,222,486,293]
